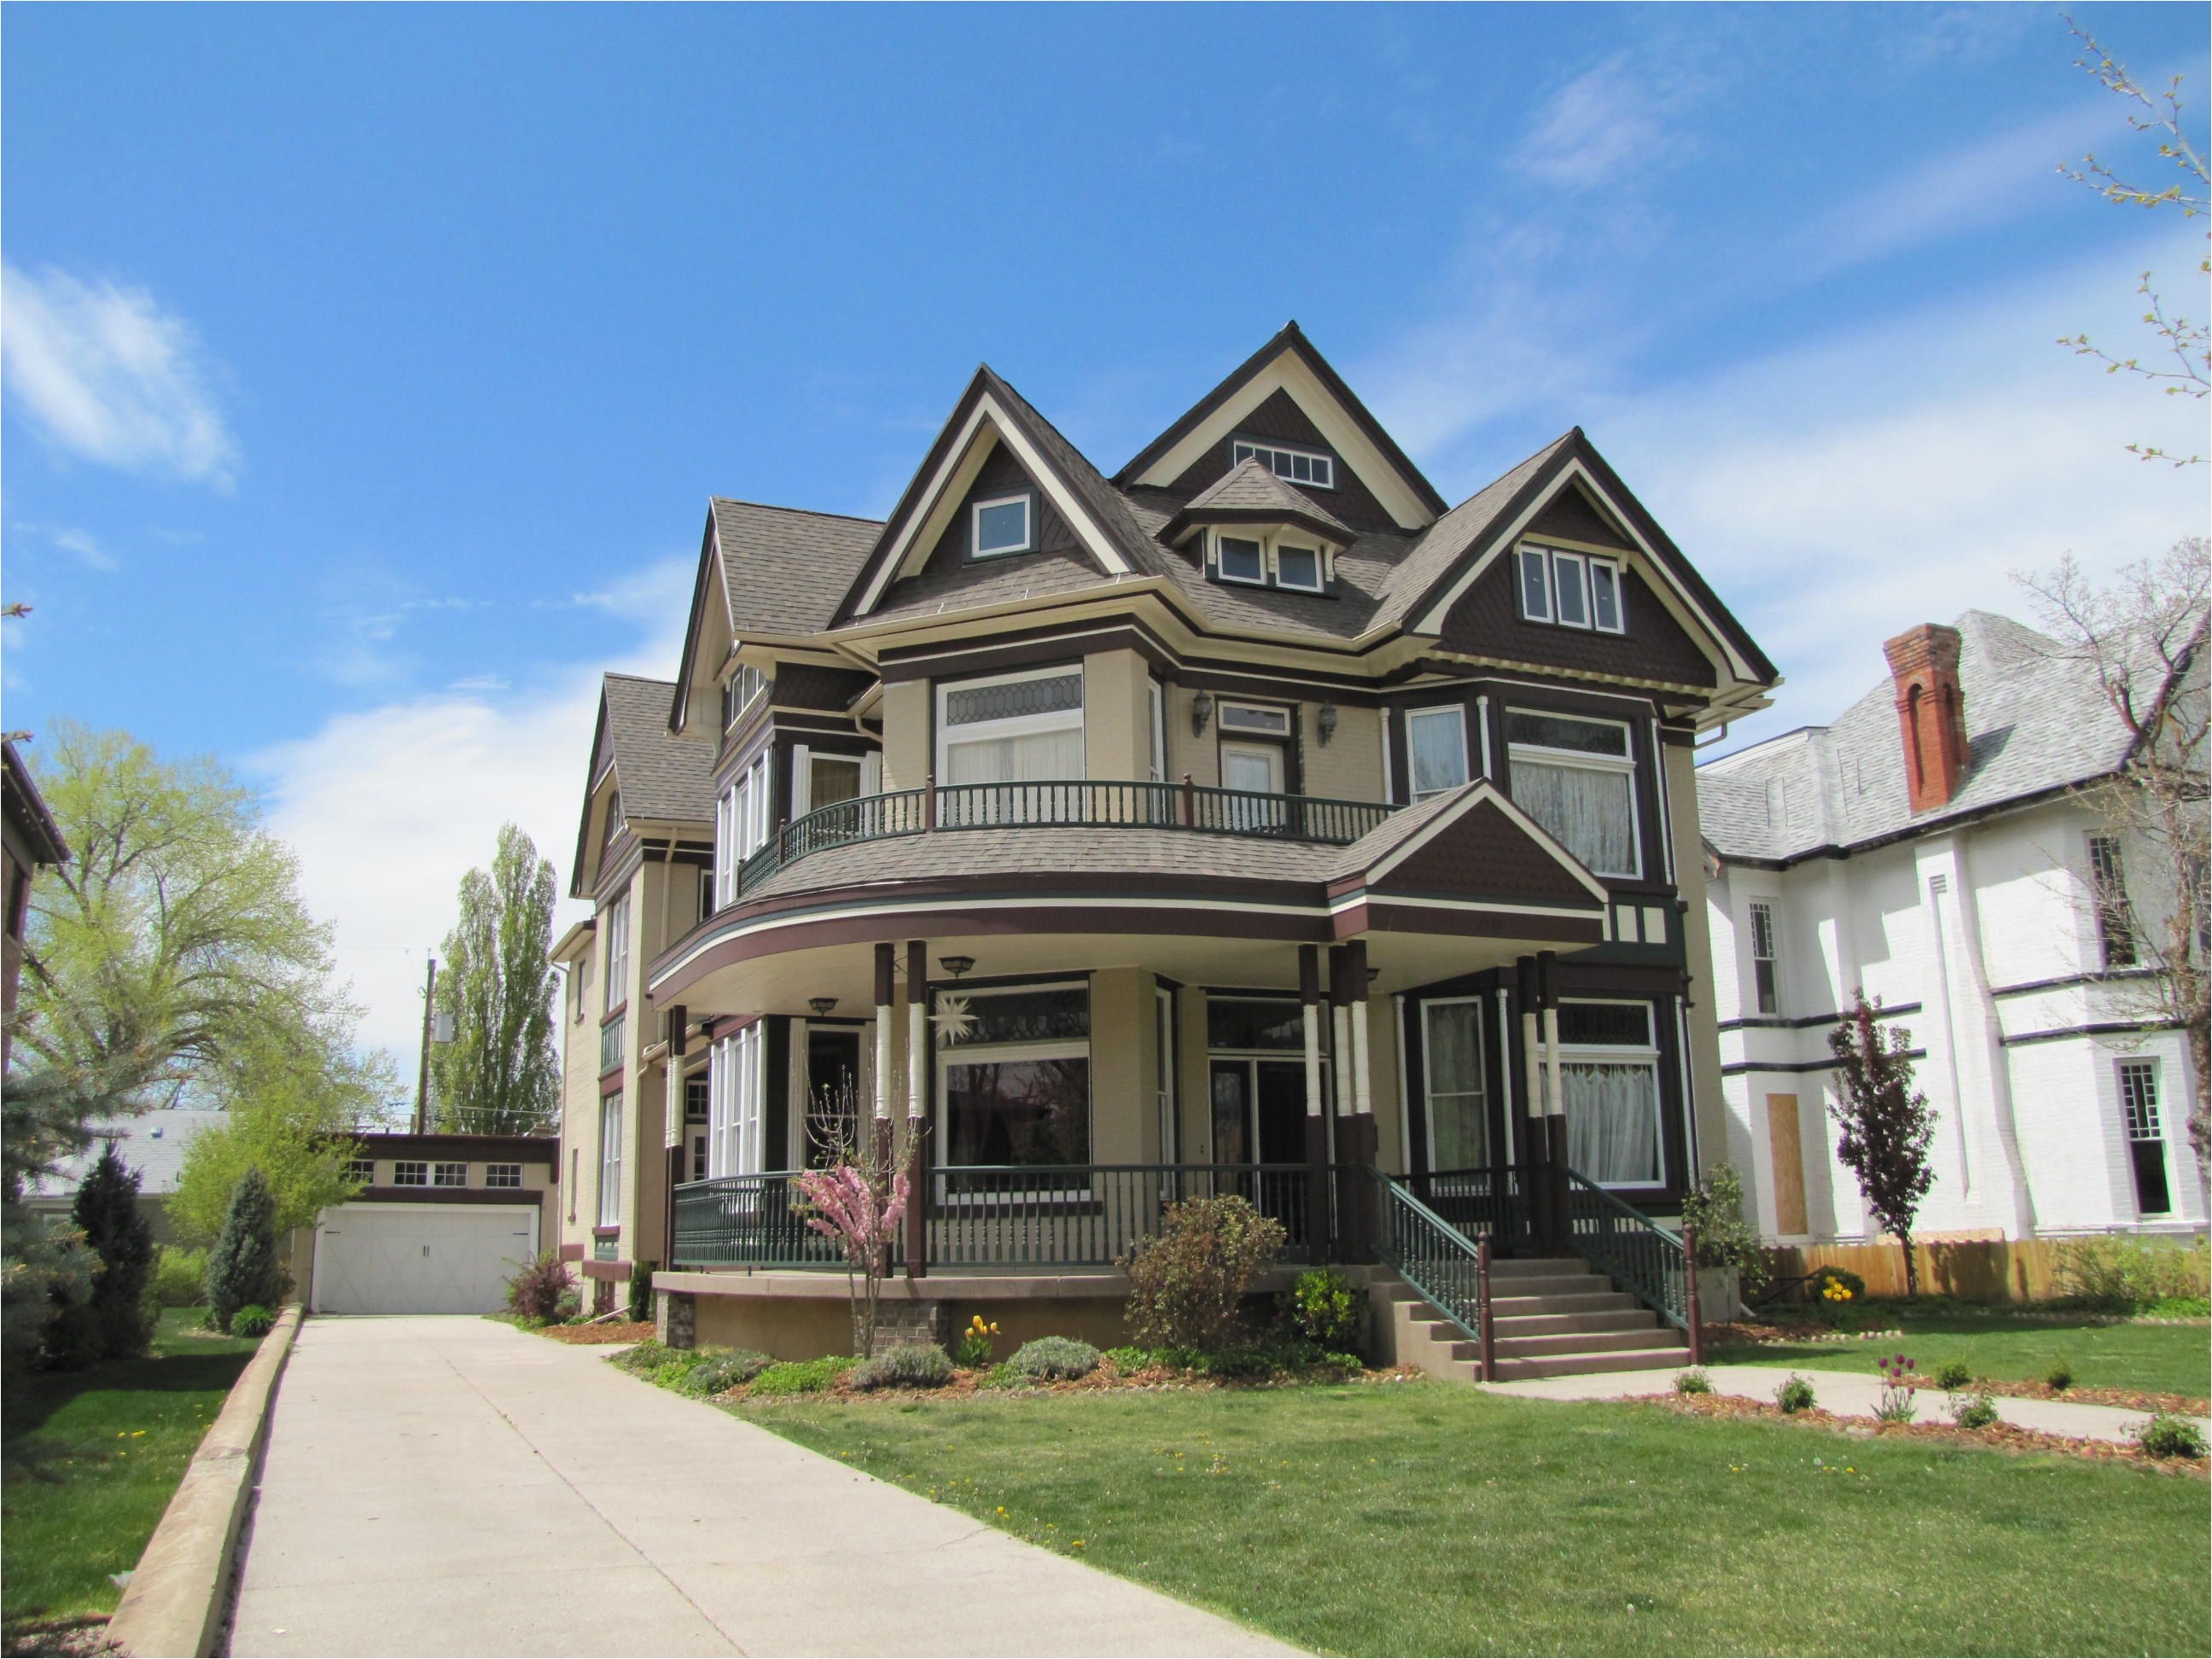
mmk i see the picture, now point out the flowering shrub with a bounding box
[1775,1373,1816,1414]
[795,1154,913,1358]
[1875,1352,1918,1423]
[1121,1195,1285,1353]
[1282,1267,1366,1350]
[1010,1336,1100,1381]
[506,1249,578,1324]
[852,1343,955,1390]
[954,1314,1000,1369]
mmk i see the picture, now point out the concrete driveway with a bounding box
[225,1316,1294,1658]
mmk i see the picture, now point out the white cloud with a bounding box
[253,556,692,1067]
[1509,54,1698,192]
[12,521,119,572]
[1,264,237,486]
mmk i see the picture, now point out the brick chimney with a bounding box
[1883,623,1970,813]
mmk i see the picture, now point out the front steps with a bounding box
[1365,1255,1692,1382]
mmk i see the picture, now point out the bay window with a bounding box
[1506,709,1641,878]
[1559,1001,1664,1188]
[708,1022,765,1178]
[935,668,1085,809]
[937,983,1091,1182]
[1406,706,1470,804]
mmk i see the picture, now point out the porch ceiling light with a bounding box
[1190,690,1214,736]
[939,955,976,979]
[1318,704,1338,747]
[808,997,838,1016]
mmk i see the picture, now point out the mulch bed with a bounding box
[1,1615,117,1657]
[726,1358,1426,1405]
[1655,1391,2210,1476]
[539,1319,656,1346]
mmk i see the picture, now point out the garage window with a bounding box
[393,1161,428,1186]
[434,1161,468,1188]
[485,1163,522,1189]
[346,1156,375,1184]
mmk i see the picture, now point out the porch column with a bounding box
[1539,950,1569,1254]
[1300,946,1328,1263]
[662,1006,686,1273]
[1328,946,1370,1259]
[1516,957,1547,1252]
[1347,938,1377,1262]
[905,939,929,1279]
[872,943,894,1170]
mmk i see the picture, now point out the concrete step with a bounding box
[1491,1346,1691,1381]
[1491,1290,1640,1317]
[1491,1307,1663,1338]
[1472,1272,1610,1299]
[1488,1256,1596,1278]
[1493,1326,1674,1359]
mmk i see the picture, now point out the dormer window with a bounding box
[722,664,767,729]
[1219,536,1266,585]
[1516,544,1626,635]
[1231,439,1334,491]
[971,492,1035,559]
[1275,544,1323,593]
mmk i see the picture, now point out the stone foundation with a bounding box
[873,1297,950,1353]
[656,1289,696,1351]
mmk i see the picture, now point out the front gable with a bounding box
[1330,783,1609,944]
[1117,323,1447,532]
[571,696,620,899]
[668,512,735,735]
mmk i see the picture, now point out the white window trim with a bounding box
[1274,543,1324,592]
[1421,996,1489,1173]
[602,893,630,1013]
[597,1094,623,1225]
[1505,708,1644,881]
[1148,681,1167,783]
[485,1163,523,1190]
[1155,984,1178,1161]
[1748,899,1780,1016]
[1516,546,1553,623]
[433,1161,469,1189]
[1214,531,1268,586]
[970,492,1035,559]
[709,1024,766,1179]
[1558,998,1664,1190]
[1219,701,1291,737]
[393,1161,428,1187]
[1231,439,1336,491]
[1405,705,1470,804]
[1517,543,1627,634]
[1552,550,1592,630]
[2116,1058,2171,1216]
[1588,558,1626,635]
[934,665,1086,781]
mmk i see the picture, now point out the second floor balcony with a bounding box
[723,777,1397,906]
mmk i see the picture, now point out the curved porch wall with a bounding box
[690,1287,1132,1359]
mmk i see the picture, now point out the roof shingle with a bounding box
[601,672,717,824]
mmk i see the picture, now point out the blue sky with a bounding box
[5,3,2207,1063]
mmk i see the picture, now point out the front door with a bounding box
[803,1027,862,1166]
[1220,742,1287,831]
[1208,1058,1309,1165]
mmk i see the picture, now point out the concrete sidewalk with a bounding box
[1481,1363,2209,1445]
[225,1316,1296,1658]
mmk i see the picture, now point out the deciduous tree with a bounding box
[429,824,559,1136]
[1827,992,1938,1295]
[170,1033,380,1245]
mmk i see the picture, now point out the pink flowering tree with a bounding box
[795,1078,919,1357]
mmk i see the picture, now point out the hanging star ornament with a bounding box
[931,992,977,1045]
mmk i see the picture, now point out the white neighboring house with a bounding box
[1698,611,2205,1246]
[25,1107,229,1245]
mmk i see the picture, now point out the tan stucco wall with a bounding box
[1667,742,1729,1179]
[1174,983,1213,1161]
[1163,687,1219,787]
[1082,649,1150,781]
[880,679,928,792]
[687,1286,1131,1359]
[1364,991,1405,1171]
[1298,699,1384,803]
[1087,968,1146,1163]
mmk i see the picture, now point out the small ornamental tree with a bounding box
[206,1167,282,1333]
[794,1078,917,1359]
[58,1143,156,1364]
[1826,992,1938,1295]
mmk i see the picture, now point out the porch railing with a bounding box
[1370,1170,1494,1374]
[671,1164,1325,1272]
[720,778,1395,905]
[1404,1165,1533,1259]
[1562,1169,1692,1337]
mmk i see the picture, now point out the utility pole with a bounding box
[413,956,438,1134]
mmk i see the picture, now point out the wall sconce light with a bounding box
[938,955,976,979]
[808,997,838,1017]
[1365,966,1381,985]
[1190,690,1214,736]
[1318,704,1338,747]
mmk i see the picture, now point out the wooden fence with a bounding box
[1766,1238,2066,1303]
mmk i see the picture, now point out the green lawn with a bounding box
[1710,1311,2210,1399]
[2,1309,259,1638]
[740,1384,2209,1657]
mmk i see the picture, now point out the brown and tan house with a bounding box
[557,323,1779,1377]
[3,738,70,1072]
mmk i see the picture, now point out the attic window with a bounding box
[1516,544,1626,635]
[1276,544,1322,593]
[722,665,767,729]
[1207,531,1330,594]
[1231,440,1334,491]
[972,493,1034,559]
[1218,536,1266,585]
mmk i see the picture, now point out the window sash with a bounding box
[485,1163,522,1189]
[1516,547,1552,621]
[1217,535,1266,585]
[1589,560,1624,632]
[1276,544,1323,591]
[1406,706,1470,802]
[1749,901,1779,1015]
[709,1026,765,1178]
[1148,681,1167,782]
[971,492,1033,558]
[393,1161,428,1186]
[1423,998,1488,1171]
[1507,717,1641,879]
[935,669,1085,788]
[602,894,630,1012]
[1563,1059,1663,1187]
[598,1095,622,1225]
[1231,439,1334,490]
[1552,550,1591,628]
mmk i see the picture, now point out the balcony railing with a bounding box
[720,778,1396,905]
[671,1163,1334,1271]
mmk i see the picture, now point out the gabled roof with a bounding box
[1115,322,1451,521]
[3,740,69,866]
[571,672,716,897]
[1699,609,2139,865]
[1328,779,1611,905]
[1166,457,1352,545]
[27,1109,226,1200]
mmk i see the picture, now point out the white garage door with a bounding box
[312,1203,538,1315]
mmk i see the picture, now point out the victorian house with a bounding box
[556,324,1778,1377]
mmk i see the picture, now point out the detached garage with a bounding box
[300,1132,559,1316]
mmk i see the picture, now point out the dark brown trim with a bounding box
[580,1259,632,1282]
[600,1070,626,1097]
[1168,504,1353,548]
[879,621,1175,683]
[601,1002,629,1027]
[559,1243,585,1262]
[593,1224,621,1238]
[348,1132,559,1159]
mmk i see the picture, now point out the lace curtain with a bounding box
[1563,1060,1661,1185]
[944,727,1084,787]
[1510,757,1636,876]
[1424,1002,1488,1168]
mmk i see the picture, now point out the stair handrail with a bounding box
[1369,1169,1496,1374]
[1559,1167,1701,1359]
